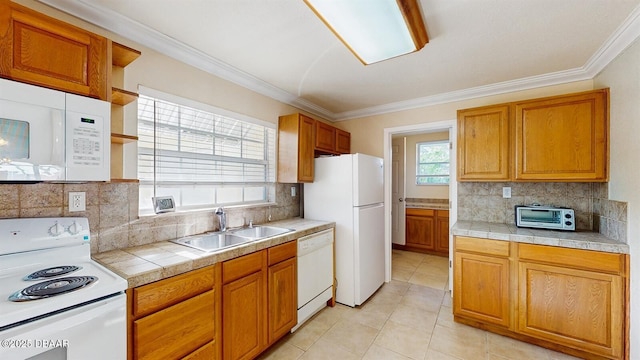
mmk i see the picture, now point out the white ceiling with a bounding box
[40,0,640,121]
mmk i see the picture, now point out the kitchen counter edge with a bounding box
[452,220,629,254]
[93,218,335,288]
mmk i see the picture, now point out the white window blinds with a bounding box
[137,92,276,214]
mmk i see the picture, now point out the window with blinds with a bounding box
[137,93,276,214]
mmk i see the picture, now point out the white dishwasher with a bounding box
[293,228,334,331]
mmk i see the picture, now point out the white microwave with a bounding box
[0,79,110,182]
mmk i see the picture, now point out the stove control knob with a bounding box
[49,223,65,237]
[67,221,83,235]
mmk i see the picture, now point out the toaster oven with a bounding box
[515,205,575,231]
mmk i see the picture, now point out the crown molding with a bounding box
[38,0,640,122]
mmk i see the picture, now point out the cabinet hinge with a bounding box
[449,142,453,149]
[449,260,452,268]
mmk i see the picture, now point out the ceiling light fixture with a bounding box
[304,0,428,65]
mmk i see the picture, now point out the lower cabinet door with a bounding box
[223,271,267,360]
[454,251,510,327]
[518,262,624,359]
[133,291,215,360]
[268,257,297,344]
[182,341,216,360]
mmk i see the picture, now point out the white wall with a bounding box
[404,131,449,199]
[594,38,640,359]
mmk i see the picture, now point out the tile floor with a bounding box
[259,249,583,360]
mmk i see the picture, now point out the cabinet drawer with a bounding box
[455,236,510,257]
[182,341,216,360]
[133,290,215,360]
[132,266,215,318]
[436,209,449,218]
[223,251,265,284]
[268,241,297,266]
[518,243,624,274]
[406,208,435,217]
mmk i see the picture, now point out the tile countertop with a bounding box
[452,220,629,254]
[93,217,335,288]
[405,203,450,210]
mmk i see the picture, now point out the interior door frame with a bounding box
[383,120,457,291]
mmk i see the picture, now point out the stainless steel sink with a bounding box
[230,226,293,239]
[170,232,252,252]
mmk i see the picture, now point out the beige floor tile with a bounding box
[402,285,445,312]
[426,349,466,360]
[342,306,391,330]
[375,320,431,360]
[546,349,584,360]
[436,305,457,329]
[428,324,487,360]
[389,303,438,333]
[487,332,551,360]
[442,291,453,307]
[287,316,333,351]
[320,319,379,356]
[363,344,413,360]
[394,258,421,271]
[408,272,448,290]
[392,267,415,282]
[299,337,361,360]
[378,280,412,296]
[257,340,304,360]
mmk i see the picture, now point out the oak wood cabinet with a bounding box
[267,241,297,345]
[277,113,315,183]
[278,113,351,182]
[514,90,608,181]
[453,236,511,327]
[517,244,625,359]
[457,105,511,181]
[457,89,609,182]
[222,241,297,360]
[315,121,336,153]
[435,210,450,254]
[128,265,220,360]
[336,128,351,154]
[453,236,629,360]
[405,208,435,250]
[0,0,109,100]
[405,208,449,256]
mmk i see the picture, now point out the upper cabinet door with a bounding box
[457,105,511,181]
[335,128,351,154]
[514,90,608,182]
[315,121,336,153]
[0,1,109,100]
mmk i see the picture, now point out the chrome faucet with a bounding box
[215,207,227,232]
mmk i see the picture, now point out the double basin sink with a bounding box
[170,225,294,252]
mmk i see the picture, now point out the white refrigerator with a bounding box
[304,153,385,306]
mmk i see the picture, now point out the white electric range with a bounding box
[0,217,127,360]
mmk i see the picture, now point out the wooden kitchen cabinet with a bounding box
[128,265,220,360]
[457,105,511,181]
[267,241,297,345]
[315,121,336,153]
[222,251,267,360]
[453,236,629,360]
[336,128,351,154]
[405,208,449,256]
[514,89,608,181]
[457,89,609,182]
[0,0,109,100]
[405,208,435,251]
[222,241,298,360]
[453,236,511,328]
[277,113,315,183]
[435,210,450,254]
[517,244,625,359]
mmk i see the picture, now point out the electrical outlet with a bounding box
[291,186,296,197]
[69,192,86,212]
[502,187,512,199]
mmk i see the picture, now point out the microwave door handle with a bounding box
[50,109,64,165]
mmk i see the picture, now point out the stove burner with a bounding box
[24,266,82,281]
[9,276,98,302]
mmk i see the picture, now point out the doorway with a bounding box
[383,120,457,291]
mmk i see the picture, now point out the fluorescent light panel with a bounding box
[305,0,428,64]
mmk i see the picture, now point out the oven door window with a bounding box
[520,209,561,224]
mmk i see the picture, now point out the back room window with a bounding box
[416,140,450,185]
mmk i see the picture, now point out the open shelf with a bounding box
[111,133,139,144]
[112,42,141,67]
[112,87,138,106]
